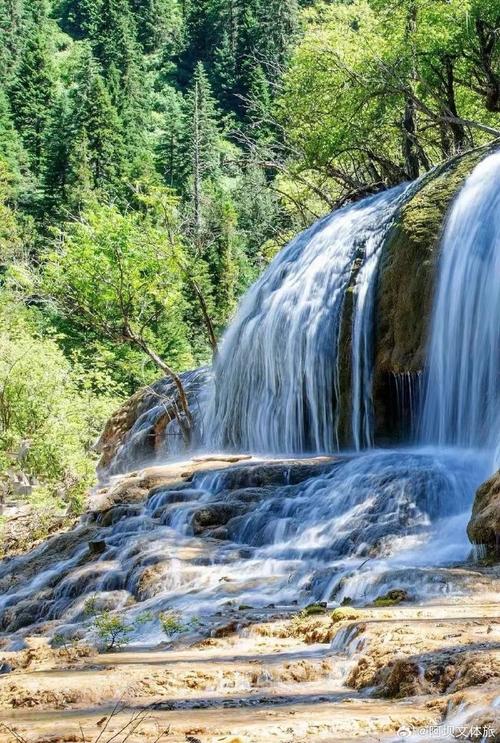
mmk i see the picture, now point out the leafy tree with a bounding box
[277,0,500,213]
[41,199,196,441]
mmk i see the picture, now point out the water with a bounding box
[0,448,488,641]
[208,184,409,454]
[392,371,423,440]
[420,151,500,456]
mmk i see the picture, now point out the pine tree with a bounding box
[0,0,24,87]
[157,85,184,188]
[68,47,125,195]
[212,29,237,109]
[0,88,26,183]
[254,0,298,75]
[180,62,221,236]
[43,45,124,207]
[9,26,55,175]
[131,0,182,53]
[91,0,151,180]
[57,0,103,40]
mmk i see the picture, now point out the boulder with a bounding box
[467,470,500,559]
[96,367,210,478]
[191,503,245,535]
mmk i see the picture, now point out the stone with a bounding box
[88,540,106,557]
[467,470,500,559]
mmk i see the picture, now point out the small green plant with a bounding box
[136,610,154,625]
[83,595,99,617]
[92,611,134,651]
[51,632,74,659]
[159,609,188,637]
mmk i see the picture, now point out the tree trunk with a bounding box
[123,328,193,445]
[443,57,466,153]
[189,277,218,357]
[193,81,202,243]
[401,0,420,180]
[475,18,500,112]
[402,97,420,180]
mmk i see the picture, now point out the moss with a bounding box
[372,589,409,607]
[331,607,361,623]
[301,602,328,616]
[337,253,364,445]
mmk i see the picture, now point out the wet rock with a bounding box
[96,367,210,478]
[378,658,428,698]
[467,470,500,560]
[88,540,106,557]
[211,621,240,638]
[191,503,245,535]
[97,504,142,528]
[135,563,169,600]
[2,598,51,632]
[204,526,230,540]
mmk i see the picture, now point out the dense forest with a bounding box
[0,0,498,526]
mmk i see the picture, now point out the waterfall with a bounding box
[3,156,500,640]
[209,184,409,454]
[420,152,500,454]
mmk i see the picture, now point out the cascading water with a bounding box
[420,151,500,458]
[208,184,409,454]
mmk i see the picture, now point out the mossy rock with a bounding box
[300,602,328,616]
[331,607,362,623]
[373,144,495,440]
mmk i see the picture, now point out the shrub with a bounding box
[159,610,188,637]
[0,301,118,513]
[92,612,134,651]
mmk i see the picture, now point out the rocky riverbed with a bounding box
[0,455,498,742]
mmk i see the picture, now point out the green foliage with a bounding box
[92,611,134,651]
[278,0,499,209]
[9,19,55,175]
[0,296,117,510]
[158,609,187,637]
[44,43,125,209]
[42,197,195,373]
